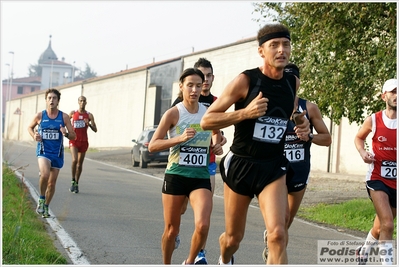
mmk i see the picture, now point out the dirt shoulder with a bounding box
[301,171,367,207]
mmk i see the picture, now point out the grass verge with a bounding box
[64,146,98,153]
[297,199,397,238]
[2,164,68,264]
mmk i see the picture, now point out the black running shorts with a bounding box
[286,164,309,193]
[162,173,211,197]
[366,180,397,208]
[220,151,289,198]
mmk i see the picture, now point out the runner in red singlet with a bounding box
[68,96,97,193]
[354,78,397,265]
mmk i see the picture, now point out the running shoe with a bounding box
[36,198,45,214]
[74,184,79,193]
[262,229,268,263]
[194,249,208,264]
[218,255,234,265]
[355,245,368,265]
[69,181,76,193]
[175,234,180,249]
[42,205,50,218]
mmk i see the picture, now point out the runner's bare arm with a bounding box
[201,73,268,130]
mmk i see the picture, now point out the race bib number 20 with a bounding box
[381,160,397,179]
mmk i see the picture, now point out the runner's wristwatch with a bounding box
[308,133,314,142]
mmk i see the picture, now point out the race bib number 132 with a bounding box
[253,116,288,144]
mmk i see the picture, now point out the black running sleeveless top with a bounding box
[230,67,296,160]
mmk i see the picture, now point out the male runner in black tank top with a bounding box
[201,23,310,265]
[261,63,332,263]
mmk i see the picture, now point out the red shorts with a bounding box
[69,140,89,153]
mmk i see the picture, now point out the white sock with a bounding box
[363,230,378,255]
[379,241,393,265]
[218,256,233,265]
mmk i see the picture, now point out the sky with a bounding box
[1,1,265,80]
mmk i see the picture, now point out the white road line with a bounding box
[14,170,91,265]
[10,152,362,265]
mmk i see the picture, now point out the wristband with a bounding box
[64,132,69,138]
[307,133,314,142]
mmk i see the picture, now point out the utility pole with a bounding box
[72,61,75,82]
[5,63,10,101]
[50,59,54,88]
[7,51,14,139]
[3,63,10,133]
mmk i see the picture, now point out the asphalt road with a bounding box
[3,140,365,265]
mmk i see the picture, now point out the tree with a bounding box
[253,2,396,125]
[76,63,97,79]
[28,61,42,77]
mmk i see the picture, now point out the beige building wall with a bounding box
[3,38,376,175]
[79,71,148,147]
[333,117,371,175]
[58,85,84,113]
[309,116,332,172]
[145,85,158,128]
[6,96,35,141]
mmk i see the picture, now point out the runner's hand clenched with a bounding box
[244,92,268,119]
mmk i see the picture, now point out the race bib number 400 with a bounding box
[253,116,288,143]
[179,146,208,167]
[381,160,397,179]
[42,129,60,140]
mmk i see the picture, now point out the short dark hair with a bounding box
[179,68,205,84]
[194,58,213,73]
[257,23,290,45]
[45,88,61,100]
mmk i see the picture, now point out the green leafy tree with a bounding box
[253,2,396,125]
[76,63,97,79]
